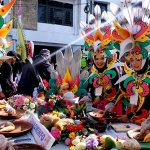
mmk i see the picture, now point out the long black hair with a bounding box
[136,58,149,74]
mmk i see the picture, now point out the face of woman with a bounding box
[130,55,142,71]
[94,54,106,69]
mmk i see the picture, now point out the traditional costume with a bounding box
[80,5,120,110]
[109,0,150,124]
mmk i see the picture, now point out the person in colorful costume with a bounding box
[109,0,150,124]
[80,5,120,110]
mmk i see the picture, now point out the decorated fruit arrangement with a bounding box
[100,134,150,150]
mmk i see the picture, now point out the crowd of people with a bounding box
[0,48,54,99]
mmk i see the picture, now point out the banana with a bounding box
[144,133,150,142]
[0,122,15,132]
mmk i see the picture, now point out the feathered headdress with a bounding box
[80,5,117,60]
[110,0,150,111]
[109,0,150,64]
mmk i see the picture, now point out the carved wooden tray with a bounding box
[0,109,26,119]
[0,120,32,136]
[13,143,46,150]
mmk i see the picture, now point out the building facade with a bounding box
[5,0,120,58]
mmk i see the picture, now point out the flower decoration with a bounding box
[69,132,76,139]
[54,122,64,131]
[69,146,75,150]
[44,101,53,108]
[50,129,61,140]
[41,94,73,115]
[43,79,50,90]
[8,94,37,113]
[59,124,84,144]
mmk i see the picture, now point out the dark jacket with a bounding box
[17,56,53,96]
[0,62,16,98]
[17,58,39,96]
[33,55,52,82]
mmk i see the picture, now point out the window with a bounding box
[94,2,107,13]
[38,0,73,27]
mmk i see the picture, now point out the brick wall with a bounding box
[13,0,38,30]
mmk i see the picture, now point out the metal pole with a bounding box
[92,0,94,14]
[86,0,88,23]
[90,0,92,14]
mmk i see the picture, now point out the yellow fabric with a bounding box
[0,0,16,17]
[6,41,15,48]
[124,62,135,76]
[0,20,12,38]
[62,67,72,85]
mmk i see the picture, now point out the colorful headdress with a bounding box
[80,5,117,60]
[80,5,122,101]
[0,0,16,56]
[109,0,150,63]
[110,0,150,112]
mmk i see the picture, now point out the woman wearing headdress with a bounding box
[80,5,120,111]
[109,0,150,124]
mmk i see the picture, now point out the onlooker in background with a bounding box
[12,53,24,84]
[0,51,18,98]
[17,49,54,96]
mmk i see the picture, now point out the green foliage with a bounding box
[71,104,86,115]
[81,57,87,68]
[17,22,27,62]
[51,83,61,95]
[61,108,70,115]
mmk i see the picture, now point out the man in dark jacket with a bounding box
[17,49,53,96]
[0,51,19,98]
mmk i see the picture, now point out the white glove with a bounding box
[139,119,150,139]
[5,104,16,115]
[105,102,115,112]
[79,96,92,103]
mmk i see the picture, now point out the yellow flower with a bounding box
[54,122,63,131]
[52,111,59,115]
[69,132,75,138]
[69,146,74,150]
